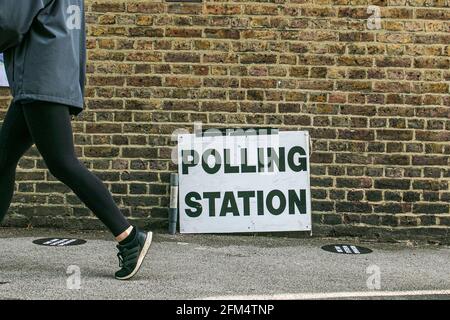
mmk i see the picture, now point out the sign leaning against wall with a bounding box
[178,130,312,234]
[0,53,8,87]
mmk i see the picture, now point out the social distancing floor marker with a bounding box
[321,244,372,254]
[33,238,86,247]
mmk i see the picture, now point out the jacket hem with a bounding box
[13,94,84,115]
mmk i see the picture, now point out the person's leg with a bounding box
[0,102,34,222]
[21,101,131,238]
[22,101,152,280]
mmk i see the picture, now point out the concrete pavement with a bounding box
[0,228,449,300]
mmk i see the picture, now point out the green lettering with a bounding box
[224,149,239,174]
[257,148,265,172]
[182,150,199,175]
[202,149,221,174]
[220,192,240,216]
[203,192,221,217]
[288,189,307,214]
[240,149,257,173]
[185,192,202,217]
[257,190,265,215]
[237,191,255,216]
[266,190,286,215]
[288,146,307,172]
[268,147,286,172]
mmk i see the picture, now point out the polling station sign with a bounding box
[177,130,312,233]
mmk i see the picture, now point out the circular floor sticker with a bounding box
[322,244,372,255]
[33,238,87,247]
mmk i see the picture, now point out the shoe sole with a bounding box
[115,231,153,280]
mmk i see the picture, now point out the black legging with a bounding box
[0,101,130,236]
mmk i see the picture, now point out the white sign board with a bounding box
[0,54,8,87]
[178,130,312,233]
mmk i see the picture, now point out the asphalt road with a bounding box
[0,228,449,300]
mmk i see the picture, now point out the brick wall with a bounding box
[0,0,449,241]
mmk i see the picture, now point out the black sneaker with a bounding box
[115,228,153,280]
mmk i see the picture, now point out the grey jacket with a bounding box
[0,0,86,115]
